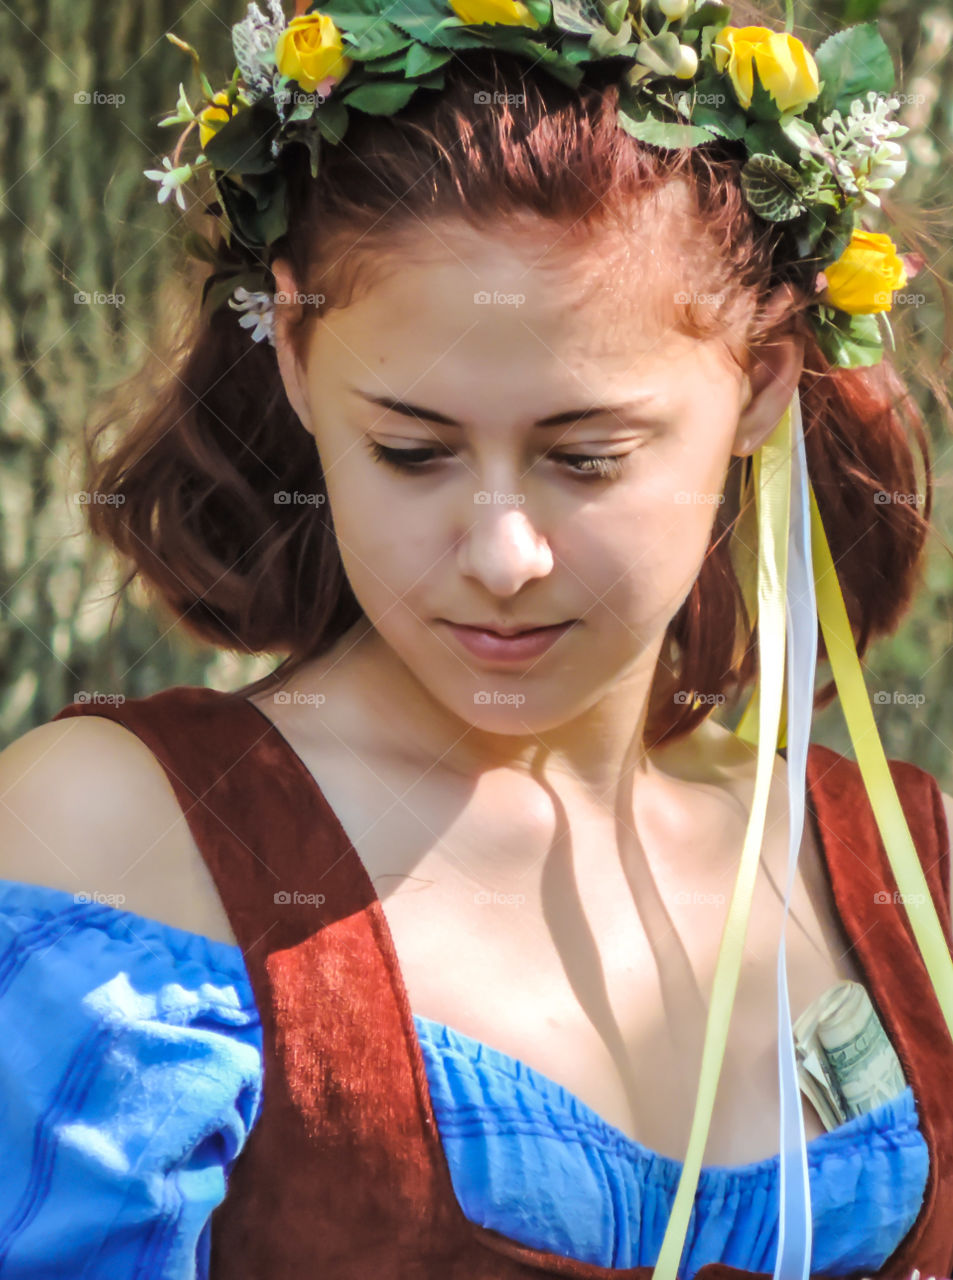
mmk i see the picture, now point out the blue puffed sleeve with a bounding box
[0,879,264,1279]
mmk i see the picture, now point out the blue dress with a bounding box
[0,880,929,1279]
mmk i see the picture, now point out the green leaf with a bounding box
[524,0,554,26]
[588,18,632,58]
[158,81,196,127]
[551,0,604,34]
[635,32,684,76]
[813,23,894,118]
[814,207,857,268]
[744,61,783,122]
[215,172,288,249]
[341,22,411,60]
[203,104,278,176]
[313,99,350,147]
[616,109,718,149]
[340,78,419,114]
[792,208,831,257]
[315,0,389,22]
[405,43,454,75]
[681,2,731,33]
[283,119,326,177]
[528,43,586,87]
[678,73,747,138]
[287,99,316,123]
[740,154,805,221]
[353,50,413,73]
[812,309,883,368]
[742,119,801,166]
[602,0,629,37]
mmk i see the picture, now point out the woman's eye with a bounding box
[364,439,628,481]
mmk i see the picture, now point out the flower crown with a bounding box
[146,0,921,368]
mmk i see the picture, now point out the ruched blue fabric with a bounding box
[0,880,929,1278]
[415,1017,930,1278]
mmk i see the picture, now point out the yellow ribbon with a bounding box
[738,443,953,1032]
[651,388,953,1279]
[806,481,953,1035]
[651,402,792,1278]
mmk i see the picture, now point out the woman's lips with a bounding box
[442,621,576,663]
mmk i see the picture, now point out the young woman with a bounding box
[2,0,952,1276]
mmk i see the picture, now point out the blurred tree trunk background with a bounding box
[1,0,952,786]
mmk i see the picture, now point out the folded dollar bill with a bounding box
[793,979,907,1131]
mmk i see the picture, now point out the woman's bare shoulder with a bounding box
[0,715,239,946]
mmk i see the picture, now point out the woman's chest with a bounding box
[274,725,870,1168]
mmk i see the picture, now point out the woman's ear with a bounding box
[731,284,806,457]
[271,258,314,434]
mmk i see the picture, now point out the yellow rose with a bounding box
[448,0,542,29]
[820,230,908,315]
[275,13,352,94]
[198,91,234,151]
[711,26,819,114]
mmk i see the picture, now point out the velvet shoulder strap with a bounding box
[804,742,953,1280]
[52,683,474,1275]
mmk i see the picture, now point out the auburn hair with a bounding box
[82,0,953,749]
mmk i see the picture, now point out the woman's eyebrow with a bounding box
[350,388,663,428]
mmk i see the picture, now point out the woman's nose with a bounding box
[456,500,554,596]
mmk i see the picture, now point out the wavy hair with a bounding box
[82,0,953,748]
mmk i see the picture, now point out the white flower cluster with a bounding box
[231,0,286,103]
[806,90,909,209]
[227,286,277,346]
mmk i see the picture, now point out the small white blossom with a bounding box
[227,285,276,346]
[142,155,195,211]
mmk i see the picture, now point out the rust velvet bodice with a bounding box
[52,685,953,1279]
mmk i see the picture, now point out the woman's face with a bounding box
[274,213,800,743]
